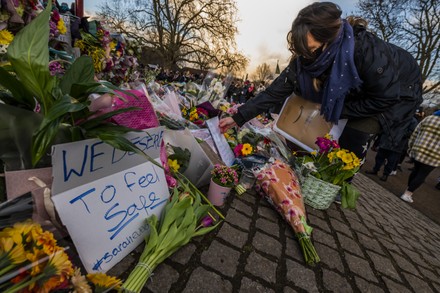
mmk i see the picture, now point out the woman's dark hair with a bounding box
[287,2,342,59]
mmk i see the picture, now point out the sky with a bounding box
[70,0,358,74]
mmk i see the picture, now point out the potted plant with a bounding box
[207,164,239,206]
[292,134,361,209]
[0,1,148,172]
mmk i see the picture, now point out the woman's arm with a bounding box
[232,61,300,127]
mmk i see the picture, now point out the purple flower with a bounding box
[201,216,213,227]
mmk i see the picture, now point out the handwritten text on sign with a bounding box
[51,128,164,195]
[52,161,169,273]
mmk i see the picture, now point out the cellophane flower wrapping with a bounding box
[255,160,320,265]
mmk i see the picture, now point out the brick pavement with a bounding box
[110,174,440,292]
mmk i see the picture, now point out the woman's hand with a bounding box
[219,117,237,133]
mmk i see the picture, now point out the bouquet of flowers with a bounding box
[293,134,361,209]
[0,220,122,292]
[233,128,271,158]
[211,164,239,187]
[166,144,191,173]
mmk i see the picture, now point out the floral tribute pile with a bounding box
[0,220,122,292]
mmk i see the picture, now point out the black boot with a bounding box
[380,174,388,181]
[436,182,440,190]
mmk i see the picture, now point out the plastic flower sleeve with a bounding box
[255,160,320,265]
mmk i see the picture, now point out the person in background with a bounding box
[365,117,418,181]
[219,2,422,166]
[400,110,440,203]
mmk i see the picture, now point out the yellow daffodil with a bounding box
[327,152,335,161]
[311,151,317,156]
[168,159,180,172]
[324,133,331,139]
[87,272,122,292]
[336,150,345,159]
[241,143,253,156]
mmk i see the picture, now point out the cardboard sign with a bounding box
[51,128,170,273]
[51,162,168,273]
[51,129,164,194]
[274,95,346,151]
[206,117,235,166]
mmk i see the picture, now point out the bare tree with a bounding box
[97,0,248,72]
[356,0,440,93]
[253,63,273,83]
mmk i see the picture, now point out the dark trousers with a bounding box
[373,148,401,175]
[407,160,436,192]
[338,127,375,165]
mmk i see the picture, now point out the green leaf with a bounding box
[144,215,159,253]
[0,67,35,108]
[7,1,55,112]
[341,182,360,209]
[193,222,221,237]
[59,56,95,95]
[31,117,63,167]
[70,82,116,100]
[39,95,87,130]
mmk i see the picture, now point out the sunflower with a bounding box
[87,273,122,293]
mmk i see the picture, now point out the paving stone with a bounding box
[285,237,304,262]
[252,231,282,258]
[201,240,240,277]
[284,225,296,240]
[367,250,400,281]
[382,276,413,293]
[403,272,434,293]
[390,233,415,251]
[345,253,377,282]
[217,223,248,249]
[405,249,431,270]
[285,259,319,292]
[356,232,384,254]
[183,267,233,293]
[255,218,280,238]
[377,237,402,254]
[107,253,136,276]
[417,266,440,283]
[305,207,326,219]
[245,252,277,284]
[283,287,300,293]
[338,234,364,257]
[348,219,371,236]
[420,251,440,268]
[322,269,353,292]
[314,243,344,273]
[330,218,352,236]
[239,277,275,293]
[341,208,361,222]
[312,229,338,249]
[326,208,343,222]
[170,243,197,264]
[146,263,179,293]
[231,198,253,216]
[389,251,420,276]
[239,192,258,204]
[355,277,384,293]
[307,214,331,233]
[257,205,279,222]
[226,208,252,231]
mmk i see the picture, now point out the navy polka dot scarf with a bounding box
[296,19,362,124]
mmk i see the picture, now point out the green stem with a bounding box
[4,273,45,293]
[297,233,320,265]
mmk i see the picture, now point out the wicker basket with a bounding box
[301,175,341,210]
